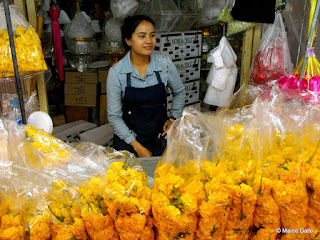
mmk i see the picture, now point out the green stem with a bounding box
[116,173,128,183]
[240,194,246,221]
[257,176,263,196]
[203,169,212,181]
[172,186,190,211]
[63,203,75,223]
[47,205,64,223]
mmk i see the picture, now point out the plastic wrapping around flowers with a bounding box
[152,107,258,240]
[0,3,48,79]
[274,0,320,105]
[0,119,153,239]
[153,96,320,239]
[275,48,320,105]
[250,13,293,85]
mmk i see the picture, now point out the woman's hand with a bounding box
[162,118,175,139]
[130,140,152,158]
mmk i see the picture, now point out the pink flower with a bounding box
[299,75,320,92]
[277,74,299,91]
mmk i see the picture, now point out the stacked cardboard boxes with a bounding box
[64,70,98,107]
[154,31,202,112]
[64,70,98,123]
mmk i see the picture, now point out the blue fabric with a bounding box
[107,51,185,144]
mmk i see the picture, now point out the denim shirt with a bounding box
[107,51,186,144]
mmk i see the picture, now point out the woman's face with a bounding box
[126,20,156,57]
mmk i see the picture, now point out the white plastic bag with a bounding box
[204,36,238,106]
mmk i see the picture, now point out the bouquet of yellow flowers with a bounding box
[79,175,119,240]
[152,162,200,240]
[196,161,233,240]
[105,160,154,240]
[0,4,47,79]
[45,181,88,240]
[24,125,71,167]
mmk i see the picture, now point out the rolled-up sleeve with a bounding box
[107,67,136,144]
[166,57,186,119]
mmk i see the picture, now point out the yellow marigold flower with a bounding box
[82,212,119,240]
[0,26,47,77]
[0,225,25,240]
[29,214,51,240]
[224,183,257,236]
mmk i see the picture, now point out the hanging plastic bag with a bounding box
[217,0,256,35]
[250,13,293,85]
[65,11,95,39]
[204,36,238,107]
[218,0,234,23]
[275,0,320,105]
[0,3,47,79]
[110,0,139,21]
[104,17,122,42]
[198,0,225,26]
[134,0,182,32]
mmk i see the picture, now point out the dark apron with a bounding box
[113,71,168,156]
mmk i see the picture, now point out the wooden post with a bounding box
[36,74,49,113]
[26,0,37,29]
[252,24,262,60]
[15,0,27,18]
[240,28,254,86]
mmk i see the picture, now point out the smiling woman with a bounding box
[106,15,186,158]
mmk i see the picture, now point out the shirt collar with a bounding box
[119,51,162,76]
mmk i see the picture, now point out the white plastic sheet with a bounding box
[204,36,238,106]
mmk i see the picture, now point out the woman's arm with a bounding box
[107,67,136,144]
[166,57,186,119]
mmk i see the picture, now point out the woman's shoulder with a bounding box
[152,53,173,69]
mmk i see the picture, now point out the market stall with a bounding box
[1,0,320,239]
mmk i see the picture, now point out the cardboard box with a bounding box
[65,106,89,123]
[65,71,98,84]
[154,31,202,60]
[98,69,109,83]
[99,94,108,125]
[173,57,201,83]
[183,32,202,58]
[185,80,200,105]
[52,120,97,143]
[51,114,66,127]
[155,32,184,60]
[65,83,97,95]
[65,95,97,107]
[79,123,114,146]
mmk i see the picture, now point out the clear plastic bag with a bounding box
[110,0,139,21]
[104,17,122,42]
[65,11,95,39]
[198,0,225,26]
[250,13,293,85]
[1,91,39,120]
[0,4,48,78]
[134,0,182,32]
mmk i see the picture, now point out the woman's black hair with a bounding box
[121,15,155,51]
